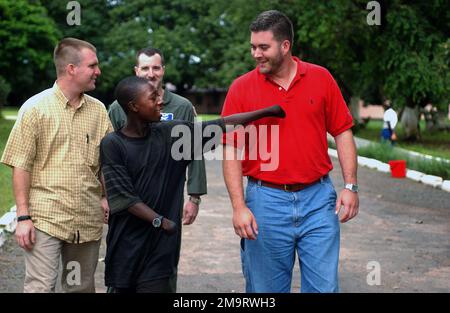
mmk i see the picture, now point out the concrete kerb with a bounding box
[0,206,17,249]
[328,148,450,193]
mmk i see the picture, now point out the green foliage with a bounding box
[380,1,449,110]
[0,76,11,108]
[0,118,15,215]
[0,0,60,104]
[1,0,448,115]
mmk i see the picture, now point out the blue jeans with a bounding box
[241,175,340,293]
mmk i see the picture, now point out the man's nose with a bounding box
[253,48,263,58]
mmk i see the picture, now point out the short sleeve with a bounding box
[1,109,38,171]
[221,82,246,149]
[100,135,142,215]
[325,72,354,137]
[108,101,127,131]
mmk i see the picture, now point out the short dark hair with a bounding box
[135,47,165,66]
[114,76,155,114]
[250,10,294,48]
[53,37,97,77]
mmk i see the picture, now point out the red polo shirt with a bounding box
[221,57,353,184]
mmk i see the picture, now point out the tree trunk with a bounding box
[349,96,362,125]
[400,106,420,140]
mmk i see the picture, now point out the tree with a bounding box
[378,1,449,139]
[279,0,448,139]
[0,76,11,116]
[0,0,60,105]
[38,0,116,102]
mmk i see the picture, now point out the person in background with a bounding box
[108,48,206,226]
[381,99,398,145]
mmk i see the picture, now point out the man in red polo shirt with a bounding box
[222,10,359,293]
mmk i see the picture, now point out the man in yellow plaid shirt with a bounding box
[1,38,113,292]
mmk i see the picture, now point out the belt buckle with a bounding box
[284,184,289,192]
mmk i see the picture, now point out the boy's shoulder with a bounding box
[101,130,122,146]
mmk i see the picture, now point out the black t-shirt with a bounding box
[100,119,224,288]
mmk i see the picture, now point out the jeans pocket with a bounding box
[245,181,257,206]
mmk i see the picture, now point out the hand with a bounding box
[232,207,258,240]
[16,220,36,250]
[391,132,397,141]
[183,199,199,225]
[101,197,109,224]
[162,218,177,235]
[335,189,359,223]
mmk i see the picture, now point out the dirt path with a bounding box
[1,153,449,292]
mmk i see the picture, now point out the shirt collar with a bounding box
[53,82,87,110]
[258,56,307,82]
[163,88,172,105]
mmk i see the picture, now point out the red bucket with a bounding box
[388,160,406,178]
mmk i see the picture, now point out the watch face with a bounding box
[152,217,162,228]
[346,184,358,192]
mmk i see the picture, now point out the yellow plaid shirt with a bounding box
[1,83,113,243]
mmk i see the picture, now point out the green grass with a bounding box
[1,106,19,118]
[355,119,450,160]
[357,143,450,180]
[197,114,220,121]
[0,116,15,216]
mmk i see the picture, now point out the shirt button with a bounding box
[279,87,282,91]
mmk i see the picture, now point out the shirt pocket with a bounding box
[83,141,100,167]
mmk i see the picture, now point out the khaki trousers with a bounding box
[23,229,101,293]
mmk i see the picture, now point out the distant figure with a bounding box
[381,100,398,145]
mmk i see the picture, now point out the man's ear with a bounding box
[281,39,291,55]
[66,64,76,76]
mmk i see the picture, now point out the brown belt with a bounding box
[248,175,328,192]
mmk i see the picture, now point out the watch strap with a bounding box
[17,215,32,222]
[189,196,201,205]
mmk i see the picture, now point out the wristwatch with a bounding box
[17,215,32,222]
[344,183,359,193]
[152,215,164,228]
[189,196,201,205]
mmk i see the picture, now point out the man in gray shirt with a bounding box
[108,47,206,226]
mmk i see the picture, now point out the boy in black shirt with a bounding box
[100,76,284,292]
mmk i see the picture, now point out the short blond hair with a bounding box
[53,38,96,77]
